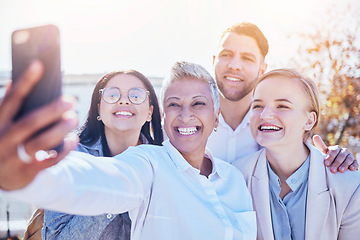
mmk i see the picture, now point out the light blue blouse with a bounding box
[267,155,310,240]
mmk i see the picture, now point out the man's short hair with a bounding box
[221,22,269,58]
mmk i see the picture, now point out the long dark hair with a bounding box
[78,70,163,157]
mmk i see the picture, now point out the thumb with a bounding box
[313,135,329,154]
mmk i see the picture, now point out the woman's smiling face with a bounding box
[98,74,153,135]
[250,76,316,149]
[163,77,219,157]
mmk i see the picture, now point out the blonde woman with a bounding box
[235,69,360,240]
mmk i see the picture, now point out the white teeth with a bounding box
[260,125,281,131]
[177,127,198,135]
[226,76,241,82]
[115,111,133,116]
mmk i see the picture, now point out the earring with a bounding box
[147,116,152,122]
[97,116,102,121]
[213,127,217,132]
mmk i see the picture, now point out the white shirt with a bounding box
[3,140,256,240]
[207,111,260,164]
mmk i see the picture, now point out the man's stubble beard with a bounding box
[216,74,259,102]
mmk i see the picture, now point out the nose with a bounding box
[117,92,130,105]
[228,55,242,71]
[178,106,195,122]
[260,106,274,120]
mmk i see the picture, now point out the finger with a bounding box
[25,111,78,154]
[313,135,329,154]
[0,124,78,191]
[33,134,79,171]
[326,145,343,173]
[5,96,75,146]
[0,61,44,126]
[337,152,356,173]
[349,160,359,171]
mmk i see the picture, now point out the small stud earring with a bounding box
[97,116,102,121]
[213,127,217,132]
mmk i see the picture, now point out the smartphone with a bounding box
[11,24,63,152]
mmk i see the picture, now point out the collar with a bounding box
[162,140,227,179]
[267,154,310,192]
[78,138,103,152]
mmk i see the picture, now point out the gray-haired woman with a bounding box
[3,62,256,240]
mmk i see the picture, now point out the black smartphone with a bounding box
[11,24,63,152]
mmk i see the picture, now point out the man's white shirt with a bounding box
[207,111,260,164]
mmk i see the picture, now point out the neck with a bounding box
[219,92,252,130]
[105,129,142,156]
[265,142,309,182]
[181,148,212,177]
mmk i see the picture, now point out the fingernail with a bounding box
[62,95,77,104]
[331,167,337,173]
[325,160,331,166]
[58,99,73,110]
[48,150,58,158]
[35,150,57,161]
[339,166,345,172]
[63,110,79,127]
[29,60,42,72]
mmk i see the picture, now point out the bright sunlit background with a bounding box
[1,0,355,77]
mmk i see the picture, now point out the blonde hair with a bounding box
[254,69,320,142]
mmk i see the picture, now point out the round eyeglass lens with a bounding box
[103,87,121,104]
[128,88,147,104]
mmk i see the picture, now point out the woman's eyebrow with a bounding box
[193,95,208,100]
[275,98,292,104]
[165,96,180,101]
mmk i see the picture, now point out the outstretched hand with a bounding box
[313,135,358,173]
[0,61,78,190]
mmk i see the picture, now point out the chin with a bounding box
[255,137,279,148]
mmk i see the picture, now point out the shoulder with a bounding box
[131,144,164,157]
[214,157,239,174]
[324,167,360,217]
[309,144,360,197]
[232,149,265,177]
[76,139,103,156]
[325,167,360,195]
[213,157,250,188]
[116,144,165,168]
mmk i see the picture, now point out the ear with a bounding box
[147,105,154,122]
[259,62,267,76]
[304,111,317,131]
[214,108,220,129]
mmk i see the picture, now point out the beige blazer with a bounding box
[234,143,360,240]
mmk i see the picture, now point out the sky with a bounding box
[0,0,357,78]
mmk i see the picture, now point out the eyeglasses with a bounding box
[100,87,150,105]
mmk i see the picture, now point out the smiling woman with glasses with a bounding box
[40,70,163,240]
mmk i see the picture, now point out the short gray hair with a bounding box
[160,61,220,114]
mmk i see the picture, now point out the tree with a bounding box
[288,2,360,154]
